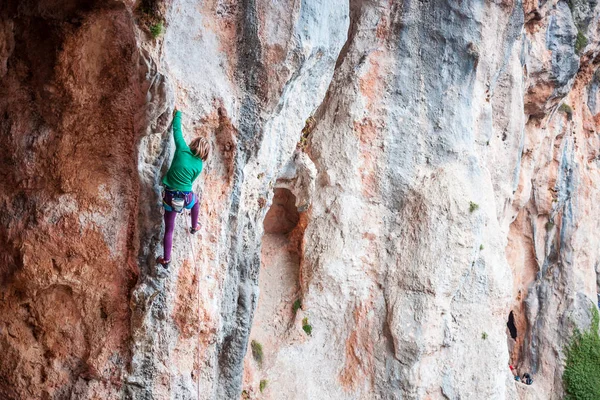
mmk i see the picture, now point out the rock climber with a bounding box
[157,108,210,267]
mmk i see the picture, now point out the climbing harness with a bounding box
[163,189,196,213]
[186,212,202,399]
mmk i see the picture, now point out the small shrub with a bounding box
[559,103,574,120]
[150,22,164,39]
[292,299,302,313]
[138,0,165,40]
[559,103,573,114]
[575,30,588,54]
[469,202,479,213]
[251,340,263,365]
[482,332,488,340]
[302,317,312,336]
[546,221,555,231]
[480,244,484,251]
[259,379,268,393]
[563,307,600,400]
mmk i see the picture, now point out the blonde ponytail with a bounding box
[189,137,210,161]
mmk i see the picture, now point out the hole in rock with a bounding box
[263,187,300,234]
[507,311,518,340]
[246,188,303,378]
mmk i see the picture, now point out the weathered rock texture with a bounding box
[1,0,599,399]
[0,1,147,398]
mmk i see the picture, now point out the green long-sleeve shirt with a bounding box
[162,111,203,192]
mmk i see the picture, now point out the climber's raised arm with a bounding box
[172,109,187,150]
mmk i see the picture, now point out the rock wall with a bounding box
[0,0,599,399]
[0,1,148,398]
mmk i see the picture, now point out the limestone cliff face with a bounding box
[0,1,599,399]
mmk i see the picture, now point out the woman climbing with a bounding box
[157,108,210,267]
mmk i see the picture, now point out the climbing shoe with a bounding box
[190,226,200,235]
[156,256,170,268]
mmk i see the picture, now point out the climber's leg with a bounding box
[162,209,177,263]
[190,194,200,233]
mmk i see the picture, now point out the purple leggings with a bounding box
[162,191,199,261]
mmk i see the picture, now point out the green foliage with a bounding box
[546,221,555,231]
[292,299,302,313]
[138,0,165,40]
[259,379,268,392]
[559,103,573,114]
[302,317,312,336]
[480,244,484,251]
[251,340,263,365]
[469,202,479,213]
[481,332,488,340]
[559,103,574,121]
[563,307,600,400]
[575,30,588,55]
[150,22,164,39]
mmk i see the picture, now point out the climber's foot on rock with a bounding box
[190,226,200,235]
[157,256,170,268]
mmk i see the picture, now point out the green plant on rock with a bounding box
[302,317,312,336]
[251,340,263,366]
[481,332,488,340]
[546,221,555,231]
[293,299,302,314]
[559,103,573,114]
[469,202,479,213]
[563,307,600,400]
[575,30,588,55]
[150,22,164,39]
[259,379,268,393]
[559,103,574,120]
[480,244,484,251]
[138,0,165,40]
